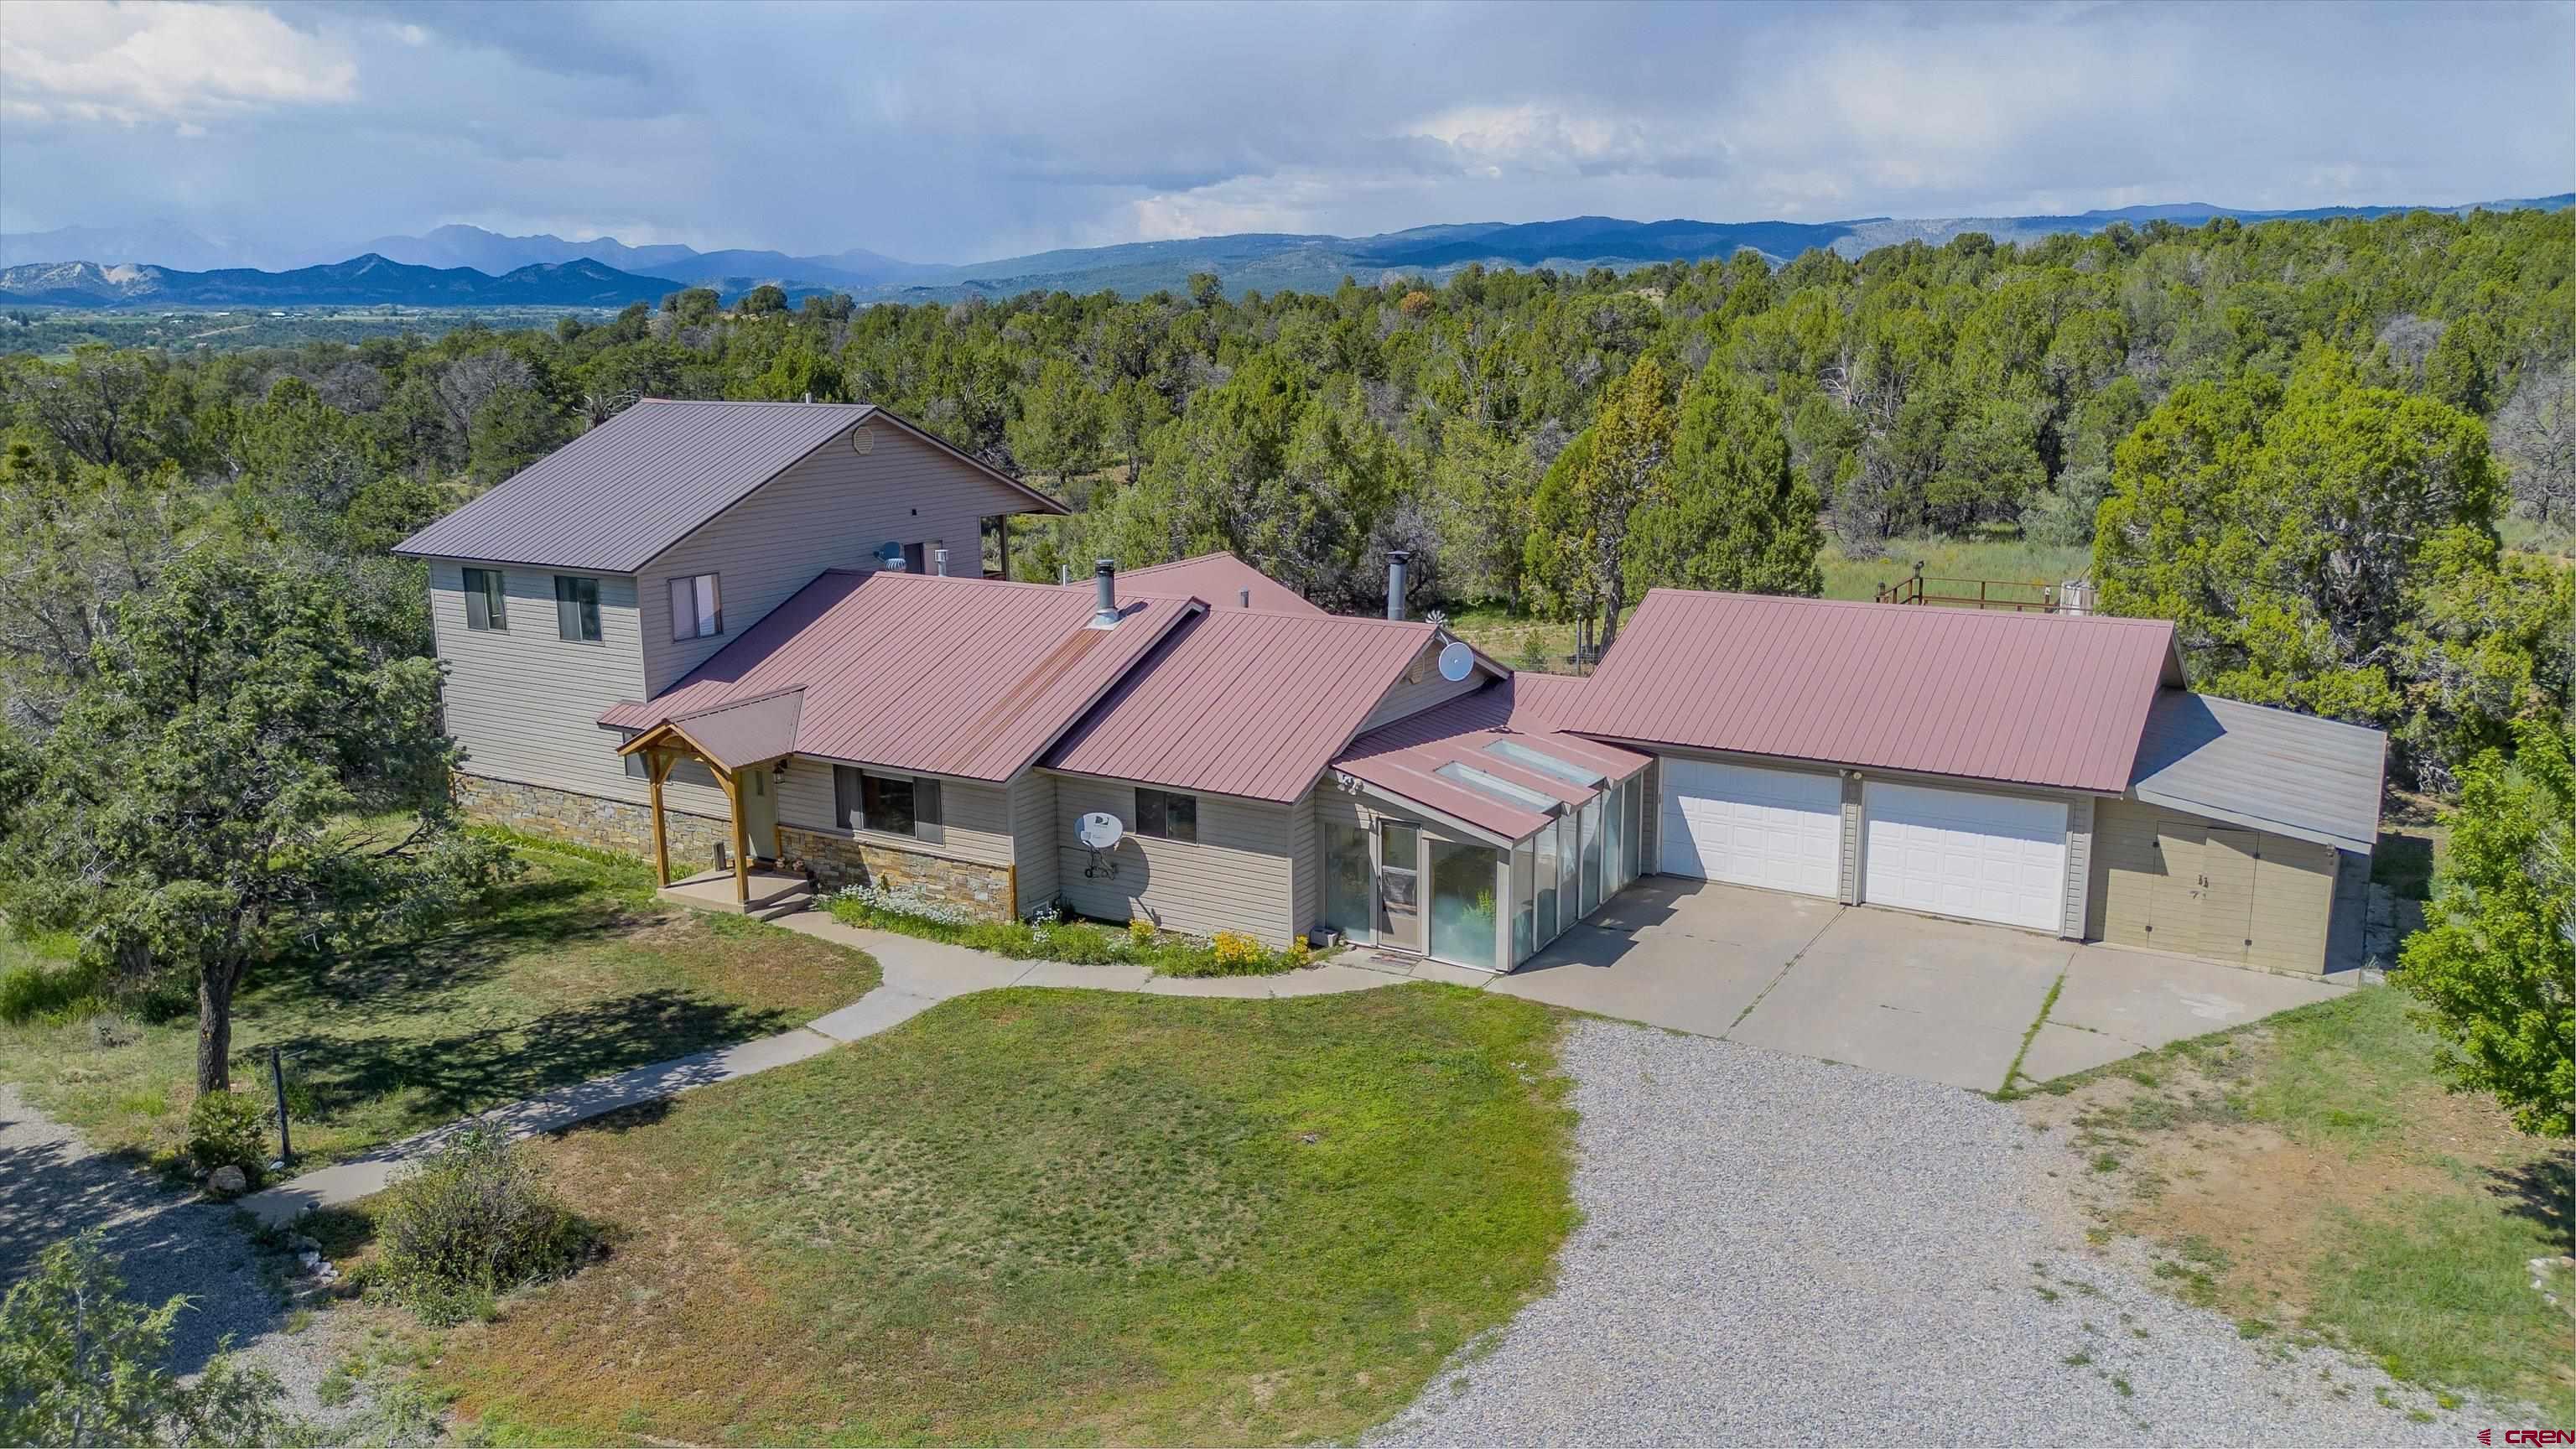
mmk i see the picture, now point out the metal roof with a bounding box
[1043,609,1442,802]
[1502,672,1591,731]
[1332,678,1651,839]
[2129,690,2387,853]
[395,399,1066,572]
[644,689,804,772]
[600,571,1195,781]
[1115,552,1325,615]
[1563,589,2184,794]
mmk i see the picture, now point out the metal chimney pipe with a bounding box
[1239,588,1251,608]
[1385,550,1410,621]
[1091,558,1119,627]
[933,548,949,577]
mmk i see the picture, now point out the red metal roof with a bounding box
[1043,609,1440,802]
[1563,590,2184,793]
[1502,672,1591,732]
[600,571,1196,781]
[1115,552,1324,615]
[1332,679,1651,839]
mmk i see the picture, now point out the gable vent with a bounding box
[850,425,875,456]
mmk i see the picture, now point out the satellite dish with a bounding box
[1437,640,1475,682]
[1078,812,1124,849]
[876,540,906,568]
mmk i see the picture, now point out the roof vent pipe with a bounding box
[933,547,948,577]
[1091,558,1119,628]
[1239,588,1251,608]
[1386,550,1410,621]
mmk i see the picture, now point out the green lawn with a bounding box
[424,984,1576,1446]
[0,837,879,1172]
[1449,534,2096,672]
[2038,985,2574,1424]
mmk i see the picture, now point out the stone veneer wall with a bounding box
[782,825,1015,921]
[455,772,734,870]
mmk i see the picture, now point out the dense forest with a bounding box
[1,206,2569,784]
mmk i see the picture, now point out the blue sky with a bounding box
[2,0,2569,267]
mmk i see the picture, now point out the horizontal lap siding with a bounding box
[1356,655,1491,733]
[1011,771,1060,912]
[431,562,647,807]
[639,424,1036,696]
[1052,776,1296,944]
[776,757,1015,866]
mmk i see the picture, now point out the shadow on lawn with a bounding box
[266,989,797,1134]
[2485,1155,2573,1249]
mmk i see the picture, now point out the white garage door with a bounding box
[1861,781,2068,932]
[1659,758,1844,896]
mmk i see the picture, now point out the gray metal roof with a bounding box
[394,399,1064,572]
[2127,690,2386,853]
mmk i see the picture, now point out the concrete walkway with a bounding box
[241,912,1401,1226]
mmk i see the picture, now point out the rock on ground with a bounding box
[1371,1020,2491,1447]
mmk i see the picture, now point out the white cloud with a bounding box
[0,1,356,127]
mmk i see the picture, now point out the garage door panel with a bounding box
[1659,759,1841,897]
[1862,781,2068,932]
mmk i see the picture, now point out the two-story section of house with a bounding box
[393,398,1067,864]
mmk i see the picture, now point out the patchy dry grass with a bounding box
[2023,987,2574,1423]
[423,984,1576,1446]
[0,839,878,1171]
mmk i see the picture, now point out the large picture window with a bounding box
[462,567,506,631]
[1429,838,1500,970]
[1135,787,1197,843]
[669,573,722,641]
[553,575,601,643]
[834,766,943,842]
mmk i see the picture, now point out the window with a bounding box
[834,765,942,842]
[553,575,601,643]
[669,574,722,641]
[1135,787,1197,843]
[462,568,506,631]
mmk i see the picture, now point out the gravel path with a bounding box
[1372,1021,2488,1447]
[0,1084,366,1426]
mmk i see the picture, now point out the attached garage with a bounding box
[1659,757,1842,897]
[1860,780,2068,932]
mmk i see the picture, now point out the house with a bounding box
[401,401,2384,979]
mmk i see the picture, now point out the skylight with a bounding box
[1483,739,1605,787]
[1436,761,1560,813]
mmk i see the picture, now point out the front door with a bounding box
[739,766,779,863]
[1378,821,1423,953]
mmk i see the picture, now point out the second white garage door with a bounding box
[1861,781,2068,932]
[1659,758,1844,896]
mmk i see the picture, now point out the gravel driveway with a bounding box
[1372,1021,2481,1447]
[0,1085,359,1425]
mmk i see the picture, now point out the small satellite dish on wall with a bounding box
[876,540,906,568]
[1078,812,1124,849]
[1436,640,1475,683]
[850,424,875,455]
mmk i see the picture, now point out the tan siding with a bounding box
[2060,796,2096,940]
[2088,797,2338,973]
[774,757,1015,866]
[1290,790,1320,937]
[1010,771,1059,911]
[1052,775,1296,943]
[638,423,1036,694]
[430,561,647,806]
[1356,649,1494,733]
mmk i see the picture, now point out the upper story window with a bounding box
[462,568,507,631]
[1135,787,1197,843]
[834,766,943,844]
[553,575,601,643]
[670,574,722,641]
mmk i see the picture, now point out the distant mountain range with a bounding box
[7,195,2569,310]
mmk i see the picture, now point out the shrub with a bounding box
[826,884,1306,978]
[0,956,101,1025]
[0,1230,289,1446]
[186,1090,269,1186]
[374,1123,596,1326]
[1127,917,1156,945]
[1044,922,1120,964]
[1210,931,1263,966]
